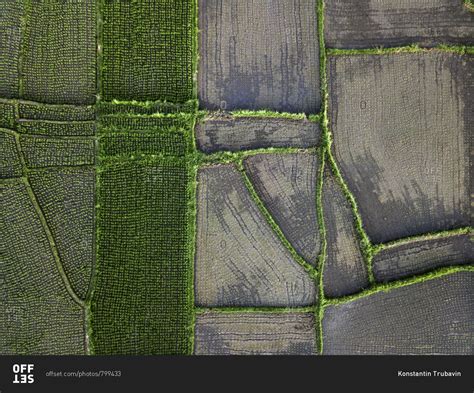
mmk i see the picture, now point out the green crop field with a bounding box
[21,0,97,104]
[0,0,472,357]
[91,158,193,354]
[101,0,196,102]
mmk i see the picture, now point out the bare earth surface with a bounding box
[199,0,320,113]
[195,164,316,307]
[194,312,317,355]
[373,234,474,283]
[196,116,320,153]
[323,272,474,355]
[329,52,472,243]
[325,0,474,48]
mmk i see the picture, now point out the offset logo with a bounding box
[12,364,34,384]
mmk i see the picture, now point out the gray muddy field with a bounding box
[198,0,320,113]
[373,234,474,283]
[196,116,320,153]
[194,312,317,355]
[325,0,474,48]
[323,272,474,355]
[329,52,472,243]
[195,164,316,307]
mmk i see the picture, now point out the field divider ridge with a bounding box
[237,159,319,279]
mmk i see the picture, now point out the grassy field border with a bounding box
[196,146,316,166]
[314,147,327,354]
[199,109,322,123]
[327,44,474,56]
[372,227,472,254]
[463,0,474,12]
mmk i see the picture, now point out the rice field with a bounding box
[0,0,472,356]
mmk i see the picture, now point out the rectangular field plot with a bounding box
[0,101,16,129]
[21,0,96,104]
[196,116,320,153]
[20,136,95,168]
[329,52,472,243]
[101,0,195,102]
[18,120,96,136]
[91,160,192,354]
[373,234,474,283]
[199,0,320,113]
[323,272,474,355]
[18,102,96,122]
[325,0,474,48]
[0,131,22,178]
[0,0,22,98]
[99,131,188,158]
[195,312,317,355]
[98,112,194,158]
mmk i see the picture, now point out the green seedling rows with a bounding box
[100,0,196,102]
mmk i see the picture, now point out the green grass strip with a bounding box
[314,148,327,354]
[195,306,315,314]
[324,265,474,307]
[237,159,318,279]
[0,127,18,137]
[231,109,308,120]
[99,112,196,120]
[319,0,375,285]
[327,44,474,56]
[83,306,93,355]
[200,110,322,123]
[195,146,316,166]
[372,226,472,255]
[464,0,474,12]
[186,119,198,355]
[312,0,329,356]
[308,113,321,123]
[317,0,329,147]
